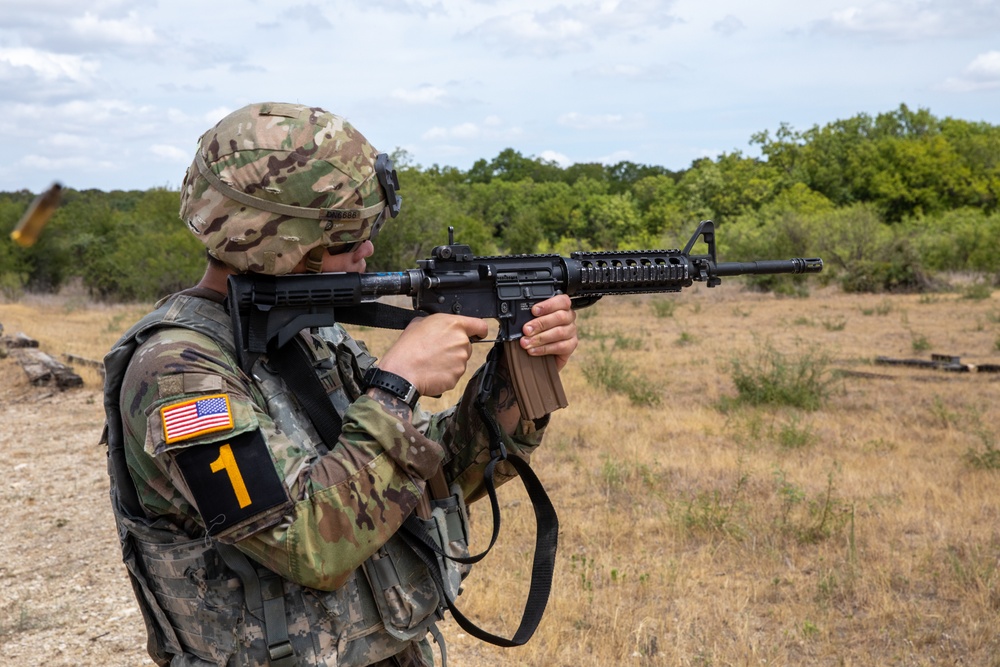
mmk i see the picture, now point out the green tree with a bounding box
[606,161,675,194]
[905,208,1000,273]
[371,168,497,270]
[0,191,37,296]
[77,189,203,300]
[466,148,563,184]
[810,204,929,292]
[679,152,782,221]
[630,174,688,246]
[568,191,642,249]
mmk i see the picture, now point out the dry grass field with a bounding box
[1,280,999,666]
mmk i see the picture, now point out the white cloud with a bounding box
[450,122,482,139]
[712,14,745,36]
[466,0,681,56]
[422,118,523,141]
[7,0,132,11]
[21,154,116,171]
[70,11,159,46]
[0,47,98,83]
[422,122,481,140]
[42,133,97,150]
[942,50,1000,92]
[557,111,644,130]
[421,127,449,141]
[1,94,207,189]
[539,149,571,166]
[203,107,234,124]
[151,144,190,162]
[596,149,635,164]
[392,85,449,105]
[4,0,1000,192]
[966,51,1000,79]
[574,62,684,82]
[813,0,1000,40]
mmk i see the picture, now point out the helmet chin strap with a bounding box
[305,246,326,273]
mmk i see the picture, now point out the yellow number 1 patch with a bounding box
[174,430,290,536]
[210,443,252,508]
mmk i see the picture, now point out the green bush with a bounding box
[809,205,931,292]
[906,208,1000,273]
[724,340,834,411]
[582,348,661,407]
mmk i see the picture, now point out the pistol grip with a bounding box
[504,340,568,422]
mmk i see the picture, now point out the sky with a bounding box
[2,0,999,193]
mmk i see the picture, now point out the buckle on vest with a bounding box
[268,640,294,662]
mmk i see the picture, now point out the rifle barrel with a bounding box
[713,258,824,277]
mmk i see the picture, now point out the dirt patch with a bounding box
[0,362,149,666]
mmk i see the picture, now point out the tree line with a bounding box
[2,104,998,302]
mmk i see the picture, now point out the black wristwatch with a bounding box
[363,367,420,409]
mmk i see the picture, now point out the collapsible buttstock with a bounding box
[504,340,568,422]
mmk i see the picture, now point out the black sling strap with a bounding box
[399,451,558,646]
[266,337,345,454]
[263,313,559,649]
[399,342,559,647]
[262,302,422,454]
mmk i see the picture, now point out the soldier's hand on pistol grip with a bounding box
[378,313,490,398]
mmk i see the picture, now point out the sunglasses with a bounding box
[327,207,387,255]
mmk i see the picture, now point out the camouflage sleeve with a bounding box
[121,327,444,592]
[418,355,548,505]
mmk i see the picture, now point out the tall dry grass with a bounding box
[420,285,1000,666]
[2,282,998,665]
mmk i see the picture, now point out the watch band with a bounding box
[363,367,420,409]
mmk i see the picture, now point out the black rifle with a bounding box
[225,219,821,647]
[227,220,822,420]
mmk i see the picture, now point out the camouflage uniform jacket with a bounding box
[103,288,546,667]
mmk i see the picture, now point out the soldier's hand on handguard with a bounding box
[378,314,490,398]
[518,294,579,372]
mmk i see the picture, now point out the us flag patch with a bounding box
[161,394,234,444]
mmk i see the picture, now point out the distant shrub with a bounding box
[810,205,931,292]
[906,208,1000,274]
[582,349,661,406]
[965,445,1000,471]
[724,340,834,411]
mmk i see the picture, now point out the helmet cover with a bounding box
[179,102,398,274]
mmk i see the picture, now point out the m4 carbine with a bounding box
[227,220,823,420]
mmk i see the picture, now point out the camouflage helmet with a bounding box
[179,102,400,275]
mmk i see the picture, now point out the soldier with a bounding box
[102,102,578,666]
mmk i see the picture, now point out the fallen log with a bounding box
[64,353,106,379]
[11,348,83,389]
[4,332,40,348]
[875,354,1000,374]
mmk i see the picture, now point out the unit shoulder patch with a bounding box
[174,430,290,536]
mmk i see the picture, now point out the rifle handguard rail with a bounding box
[227,220,823,420]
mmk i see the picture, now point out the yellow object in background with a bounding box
[11,183,62,247]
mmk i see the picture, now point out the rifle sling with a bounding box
[261,302,421,452]
[401,341,558,647]
[267,338,344,454]
[268,321,557,649]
